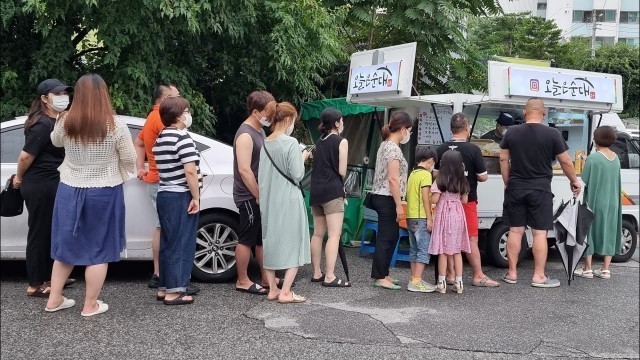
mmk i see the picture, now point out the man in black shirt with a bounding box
[435,113,499,287]
[500,98,581,288]
[480,112,515,143]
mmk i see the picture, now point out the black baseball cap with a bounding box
[37,79,73,96]
[496,112,515,126]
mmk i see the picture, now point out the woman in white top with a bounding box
[45,74,136,316]
[368,111,412,290]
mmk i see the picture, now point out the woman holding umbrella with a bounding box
[309,108,351,287]
[574,126,622,280]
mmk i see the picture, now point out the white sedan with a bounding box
[1,116,240,282]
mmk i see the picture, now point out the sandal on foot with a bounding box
[502,273,518,284]
[81,300,109,317]
[277,292,307,304]
[163,293,194,305]
[446,278,455,286]
[27,284,51,298]
[594,269,611,279]
[472,276,500,287]
[531,277,560,288]
[322,277,351,288]
[156,293,165,301]
[235,283,267,295]
[311,273,325,283]
[45,297,75,312]
[573,268,594,279]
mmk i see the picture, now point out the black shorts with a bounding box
[502,189,554,230]
[237,199,262,247]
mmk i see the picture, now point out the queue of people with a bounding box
[12,74,621,315]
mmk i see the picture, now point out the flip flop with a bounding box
[27,284,51,298]
[45,297,75,312]
[472,276,500,287]
[322,277,351,288]
[311,273,325,283]
[235,283,267,295]
[163,293,194,305]
[277,292,307,304]
[502,273,518,284]
[81,300,109,317]
[531,277,560,288]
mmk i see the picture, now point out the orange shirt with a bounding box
[137,105,165,183]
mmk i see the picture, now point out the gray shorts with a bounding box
[147,183,161,228]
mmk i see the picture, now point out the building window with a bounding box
[537,2,547,10]
[573,10,593,23]
[618,38,639,46]
[596,36,616,46]
[620,11,639,24]
[595,10,617,22]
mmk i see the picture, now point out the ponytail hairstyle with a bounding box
[381,111,412,140]
[318,108,342,135]
[264,101,298,129]
[435,150,470,195]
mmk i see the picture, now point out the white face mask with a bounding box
[259,116,271,127]
[182,113,193,128]
[400,128,411,144]
[286,119,295,136]
[50,95,69,112]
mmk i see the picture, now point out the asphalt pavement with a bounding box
[1,247,638,360]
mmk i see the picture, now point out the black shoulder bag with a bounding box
[1,175,24,217]
[263,145,304,196]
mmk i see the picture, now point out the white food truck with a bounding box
[347,44,639,267]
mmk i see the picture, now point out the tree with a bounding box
[1,0,346,139]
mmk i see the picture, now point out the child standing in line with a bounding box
[405,148,438,293]
[428,150,471,294]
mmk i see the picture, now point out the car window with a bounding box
[1,127,25,163]
[626,138,639,169]
[127,125,210,155]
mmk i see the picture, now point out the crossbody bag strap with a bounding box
[263,144,302,190]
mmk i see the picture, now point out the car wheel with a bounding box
[612,219,638,263]
[486,221,528,268]
[191,212,239,282]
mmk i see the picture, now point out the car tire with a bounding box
[486,221,528,268]
[612,219,638,263]
[191,212,239,282]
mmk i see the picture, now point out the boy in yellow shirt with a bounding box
[406,148,437,293]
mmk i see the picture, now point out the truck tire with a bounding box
[486,221,528,268]
[612,219,638,263]
[190,212,239,282]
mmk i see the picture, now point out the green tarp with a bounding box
[300,97,377,122]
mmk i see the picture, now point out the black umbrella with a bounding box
[553,198,595,285]
[337,241,350,282]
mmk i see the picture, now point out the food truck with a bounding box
[347,43,639,267]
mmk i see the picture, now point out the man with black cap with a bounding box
[481,113,515,143]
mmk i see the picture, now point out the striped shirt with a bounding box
[153,127,202,193]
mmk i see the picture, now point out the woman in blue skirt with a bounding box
[45,74,136,316]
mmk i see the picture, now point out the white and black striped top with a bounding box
[153,127,202,193]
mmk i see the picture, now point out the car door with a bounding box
[0,124,30,258]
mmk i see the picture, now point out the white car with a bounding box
[1,116,239,282]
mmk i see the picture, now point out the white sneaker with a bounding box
[436,280,446,294]
[452,280,464,294]
[594,269,611,279]
[45,297,75,312]
[573,268,594,279]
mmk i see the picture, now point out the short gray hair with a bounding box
[450,112,469,134]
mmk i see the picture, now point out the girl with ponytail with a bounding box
[367,111,413,290]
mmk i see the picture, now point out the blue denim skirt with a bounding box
[51,183,125,265]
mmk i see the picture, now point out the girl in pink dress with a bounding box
[429,150,471,294]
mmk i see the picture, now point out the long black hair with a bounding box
[436,150,469,195]
[24,97,48,135]
[318,108,342,135]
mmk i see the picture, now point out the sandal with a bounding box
[472,276,500,287]
[277,292,307,304]
[311,273,325,283]
[322,277,351,288]
[27,284,51,298]
[594,269,611,279]
[235,283,267,295]
[573,268,594,279]
[502,273,518,284]
[163,293,194,305]
[81,300,109,317]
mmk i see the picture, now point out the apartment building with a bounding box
[498,0,639,46]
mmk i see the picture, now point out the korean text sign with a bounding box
[349,62,401,95]
[508,68,616,104]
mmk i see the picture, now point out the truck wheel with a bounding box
[612,219,638,263]
[486,221,528,268]
[191,212,239,282]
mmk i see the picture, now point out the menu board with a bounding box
[417,106,453,145]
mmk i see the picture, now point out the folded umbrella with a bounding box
[553,198,595,285]
[337,241,350,282]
